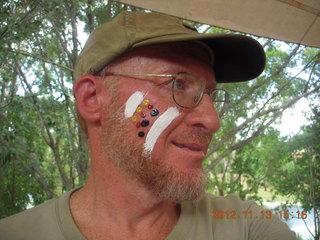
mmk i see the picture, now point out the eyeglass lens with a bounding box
[172,73,229,116]
[172,73,202,108]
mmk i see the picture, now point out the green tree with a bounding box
[206,128,290,203]
[0,0,129,217]
[205,40,320,200]
[268,103,320,240]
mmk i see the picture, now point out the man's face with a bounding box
[101,43,220,202]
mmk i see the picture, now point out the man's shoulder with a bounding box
[187,192,257,224]
[0,191,71,240]
[191,192,297,239]
[196,192,256,211]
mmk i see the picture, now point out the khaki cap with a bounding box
[74,11,266,82]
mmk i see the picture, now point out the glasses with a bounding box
[105,72,230,117]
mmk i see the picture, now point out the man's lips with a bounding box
[172,141,206,153]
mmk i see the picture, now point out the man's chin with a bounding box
[144,165,208,203]
[104,144,207,202]
[102,119,207,202]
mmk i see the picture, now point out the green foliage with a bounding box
[0,0,127,217]
[267,105,320,240]
[207,128,289,202]
[0,97,54,217]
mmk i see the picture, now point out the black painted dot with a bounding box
[150,109,159,117]
[141,119,149,127]
[138,131,145,138]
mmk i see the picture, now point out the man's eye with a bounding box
[175,80,185,90]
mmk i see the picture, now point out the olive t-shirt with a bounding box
[0,190,296,239]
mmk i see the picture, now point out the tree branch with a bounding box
[13,56,72,189]
[7,48,74,72]
[232,45,301,107]
[206,84,320,170]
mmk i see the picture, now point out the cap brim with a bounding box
[134,33,266,83]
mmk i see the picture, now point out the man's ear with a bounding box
[73,74,109,125]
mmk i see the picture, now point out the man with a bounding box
[0,11,296,239]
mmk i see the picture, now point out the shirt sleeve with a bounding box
[244,201,297,240]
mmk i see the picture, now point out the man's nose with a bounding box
[184,94,220,133]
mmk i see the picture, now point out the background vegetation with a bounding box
[0,0,319,239]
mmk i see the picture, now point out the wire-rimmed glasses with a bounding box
[105,72,230,117]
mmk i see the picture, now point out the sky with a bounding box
[275,98,311,137]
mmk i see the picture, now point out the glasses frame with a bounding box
[105,72,230,116]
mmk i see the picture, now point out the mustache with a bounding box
[175,129,212,146]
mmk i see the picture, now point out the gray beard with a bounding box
[101,104,207,203]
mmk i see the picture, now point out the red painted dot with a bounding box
[147,104,153,109]
[140,112,146,118]
[136,122,141,128]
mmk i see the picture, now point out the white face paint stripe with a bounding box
[124,91,144,118]
[144,107,180,154]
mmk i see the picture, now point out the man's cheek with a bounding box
[123,91,180,154]
[143,107,179,154]
[124,91,158,137]
[124,91,144,118]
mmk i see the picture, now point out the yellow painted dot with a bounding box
[142,99,150,106]
[136,106,143,113]
[131,115,138,122]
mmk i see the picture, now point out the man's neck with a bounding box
[69,161,180,240]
